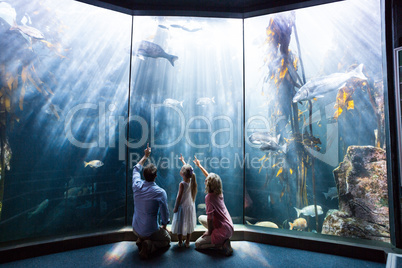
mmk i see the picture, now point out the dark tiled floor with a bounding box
[1,241,385,268]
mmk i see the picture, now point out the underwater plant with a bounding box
[259,12,314,221]
[0,2,66,219]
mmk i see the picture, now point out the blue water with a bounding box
[0,0,389,246]
[244,0,385,232]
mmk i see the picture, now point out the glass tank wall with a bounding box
[245,0,389,242]
[0,0,393,248]
[0,0,131,242]
[126,16,244,225]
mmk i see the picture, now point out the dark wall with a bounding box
[395,0,402,47]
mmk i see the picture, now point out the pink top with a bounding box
[205,193,234,245]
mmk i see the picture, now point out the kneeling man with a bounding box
[132,143,171,259]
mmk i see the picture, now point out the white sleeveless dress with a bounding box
[171,181,197,235]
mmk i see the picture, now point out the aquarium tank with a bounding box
[0,0,392,247]
[244,0,389,242]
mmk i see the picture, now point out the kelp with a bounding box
[259,12,312,219]
[0,14,65,219]
[258,12,328,227]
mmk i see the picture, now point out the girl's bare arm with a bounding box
[193,156,209,177]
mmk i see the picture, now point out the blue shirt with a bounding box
[132,164,170,237]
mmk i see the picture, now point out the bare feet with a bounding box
[222,239,233,256]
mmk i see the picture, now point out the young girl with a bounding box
[171,154,198,248]
[193,155,233,256]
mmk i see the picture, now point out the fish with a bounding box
[170,24,202,32]
[292,64,367,103]
[260,140,287,153]
[84,160,104,168]
[294,205,323,217]
[246,220,278,228]
[249,132,280,145]
[64,187,82,199]
[158,24,169,30]
[28,199,49,218]
[44,103,62,120]
[323,187,338,200]
[45,103,62,114]
[196,97,215,107]
[289,218,307,230]
[10,20,44,39]
[197,203,206,210]
[134,40,178,67]
[181,26,202,32]
[163,98,183,107]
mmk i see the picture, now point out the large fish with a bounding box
[249,132,280,145]
[246,220,278,228]
[135,40,178,67]
[10,20,44,39]
[292,64,367,103]
[294,205,323,217]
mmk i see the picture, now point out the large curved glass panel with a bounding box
[0,0,396,251]
[0,0,131,243]
[245,0,389,243]
[127,16,244,226]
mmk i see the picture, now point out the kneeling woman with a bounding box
[193,156,234,256]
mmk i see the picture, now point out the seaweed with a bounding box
[0,7,65,219]
[258,11,328,230]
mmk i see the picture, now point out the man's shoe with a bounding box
[136,238,143,251]
[139,240,151,259]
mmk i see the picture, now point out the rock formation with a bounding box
[321,146,390,242]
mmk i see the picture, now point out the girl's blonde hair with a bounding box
[205,173,222,195]
[182,164,197,201]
